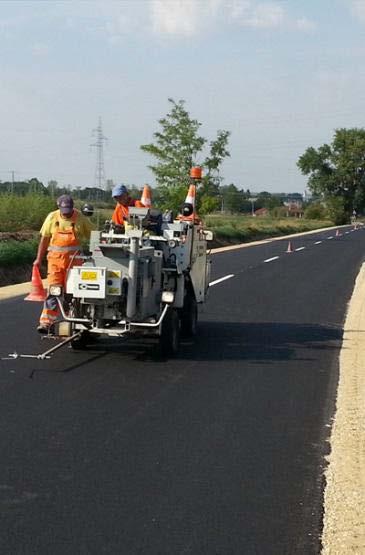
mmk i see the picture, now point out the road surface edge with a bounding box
[322,262,365,553]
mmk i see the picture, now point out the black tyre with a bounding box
[158,308,180,357]
[71,331,92,350]
[181,296,198,337]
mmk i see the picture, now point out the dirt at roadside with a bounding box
[0,264,33,287]
[0,231,37,241]
[321,263,365,554]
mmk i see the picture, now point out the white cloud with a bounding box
[151,0,203,37]
[295,17,316,32]
[351,0,365,22]
[238,3,285,29]
[229,1,315,31]
[149,1,315,37]
[32,43,49,57]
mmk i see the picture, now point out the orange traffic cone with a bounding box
[185,184,196,208]
[24,265,47,302]
[140,184,152,208]
[286,241,293,253]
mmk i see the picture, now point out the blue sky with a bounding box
[1,0,365,193]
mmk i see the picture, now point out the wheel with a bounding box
[158,308,180,356]
[71,331,92,350]
[181,295,198,337]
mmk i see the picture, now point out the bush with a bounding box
[304,203,326,220]
[0,239,38,267]
[0,194,55,231]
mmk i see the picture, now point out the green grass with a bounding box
[204,214,333,244]
[0,194,55,232]
[0,239,38,267]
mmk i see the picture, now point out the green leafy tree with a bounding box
[297,128,365,222]
[220,184,249,213]
[141,98,230,212]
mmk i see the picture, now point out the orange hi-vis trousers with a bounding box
[39,216,81,328]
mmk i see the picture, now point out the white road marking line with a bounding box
[328,236,334,239]
[264,256,279,263]
[209,274,235,287]
[345,231,349,234]
[295,247,305,251]
[314,241,322,244]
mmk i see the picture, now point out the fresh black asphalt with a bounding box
[0,227,364,554]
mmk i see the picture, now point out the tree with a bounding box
[141,98,230,212]
[297,128,365,223]
[220,184,250,213]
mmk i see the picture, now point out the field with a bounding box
[0,194,334,286]
[205,214,333,246]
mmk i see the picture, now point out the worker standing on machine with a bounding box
[111,184,144,227]
[33,194,93,333]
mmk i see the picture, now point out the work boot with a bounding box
[37,324,54,335]
[37,324,50,334]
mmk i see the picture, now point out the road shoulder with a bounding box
[322,262,365,554]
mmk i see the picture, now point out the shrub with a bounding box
[304,203,326,220]
[0,239,38,266]
[0,194,55,231]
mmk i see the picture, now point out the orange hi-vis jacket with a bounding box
[112,199,144,226]
[47,210,81,286]
[40,211,82,327]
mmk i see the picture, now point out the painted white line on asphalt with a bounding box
[328,236,334,239]
[345,231,350,234]
[263,256,279,263]
[209,274,235,287]
[314,241,322,244]
[295,247,305,251]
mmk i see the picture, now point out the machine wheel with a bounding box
[158,308,180,356]
[181,296,198,337]
[71,331,92,350]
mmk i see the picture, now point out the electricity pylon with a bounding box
[90,117,107,194]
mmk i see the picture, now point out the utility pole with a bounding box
[90,117,107,199]
[9,170,15,193]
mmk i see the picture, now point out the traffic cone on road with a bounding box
[24,265,47,302]
[286,241,293,253]
[140,184,152,208]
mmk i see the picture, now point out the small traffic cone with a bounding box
[140,184,152,208]
[24,265,47,302]
[286,241,293,253]
[185,183,196,208]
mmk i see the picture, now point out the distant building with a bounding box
[284,201,304,218]
[254,207,269,217]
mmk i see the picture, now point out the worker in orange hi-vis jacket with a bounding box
[33,194,93,333]
[111,184,144,226]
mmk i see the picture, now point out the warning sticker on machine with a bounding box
[107,270,121,278]
[81,271,97,281]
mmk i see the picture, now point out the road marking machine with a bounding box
[4,169,213,361]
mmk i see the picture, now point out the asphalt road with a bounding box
[0,227,364,554]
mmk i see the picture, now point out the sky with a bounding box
[1,0,365,194]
